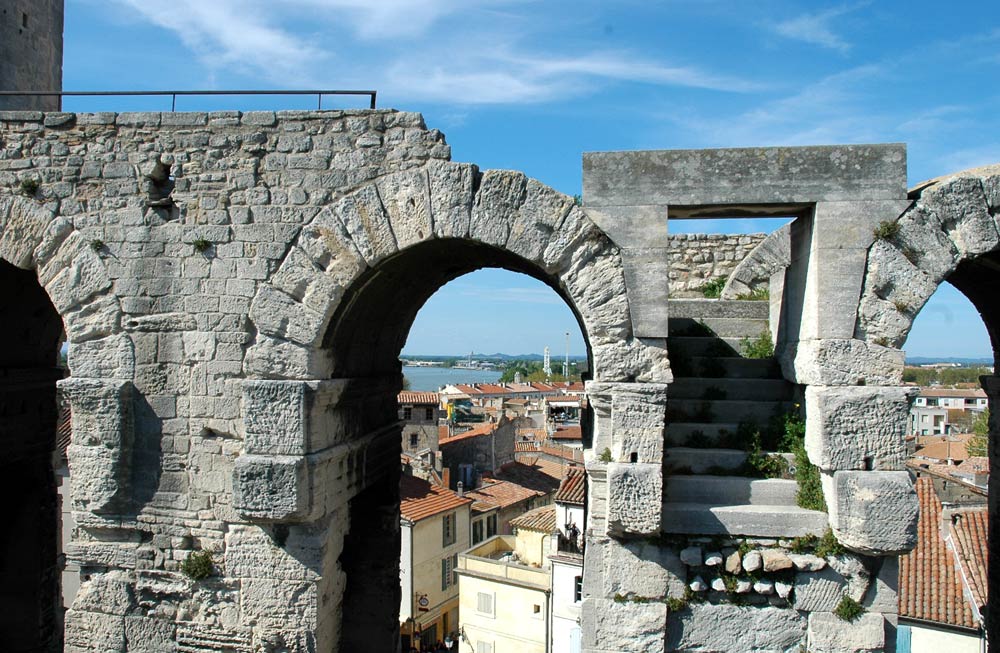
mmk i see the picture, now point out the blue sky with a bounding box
[62,1,999,358]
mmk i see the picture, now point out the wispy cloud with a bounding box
[458,286,564,305]
[108,0,761,104]
[769,3,868,53]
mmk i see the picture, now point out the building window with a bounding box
[410,432,419,447]
[472,519,484,544]
[476,642,493,653]
[574,575,583,603]
[477,591,495,617]
[426,407,435,420]
[403,406,412,420]
[442,513,456,547]
[927,398,938,406]
[486,514,497,538]
[532,603,543,619]
[441,554,458,590]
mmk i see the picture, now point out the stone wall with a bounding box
[0,0,63,111]
[667,233,766,297]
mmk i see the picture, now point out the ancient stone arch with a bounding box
[0,109,993,652]
[0,195,135,650]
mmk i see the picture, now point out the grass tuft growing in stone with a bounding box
[741,330,774,359]
[872,220,900,240]
[19,178,40,196]
[181,550,215,580]
[665,596,689,612]
[598,447,612,463]
[736,287,769,301]
[833,595,865,622]
[90,239,105,252]
[192,238,212,253]
[700,276,726,298]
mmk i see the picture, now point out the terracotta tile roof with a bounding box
[494,459,563,491]
[539,444,584,463]
[948,508,988,617]
[464,479,544,510]
[399,474,471,523]
[398,391,439,405]
[439,422,496,445]
[56,406,72,460]
[914,438,970,462]
[899,477,978,629]
[956,457,989,474]
[554,467,586,505]
[920,388,987,398]
[546,395,582,404]
[510,505,557,533]
[517,427,547,440]
[515,441,540,453]
[552,425,582,441]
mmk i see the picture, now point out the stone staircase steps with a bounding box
[665,475,799,506]
[669,316,771,339]
[669,299,770,320]
[684,356,781,379]
[661,503,828,538]
[663,446,795,474]
[665,423,742,446]
[667,336,744,358]
[669,398,794,425]
[669,378,793,402]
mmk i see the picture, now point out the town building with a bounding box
[400,474,473,650]
[549,467,586,653]
[898,477,988,652]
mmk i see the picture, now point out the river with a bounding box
[402,366,502,391]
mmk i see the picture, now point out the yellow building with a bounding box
[456,505,556,653]
[400,473,473,651]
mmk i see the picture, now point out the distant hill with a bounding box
[905,356,993,366]
[402,352,587,361]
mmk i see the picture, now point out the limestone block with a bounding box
[679,546,702,567]
[59,378,134,512]
[248,286,327,346]
[562,249,631,340]
[854,240,938,346]
[63,291,123,343]
[789,553,826,571]
[621,246,670,338]
[124,616,177,653]
[606,462,661,537]
[582,597,667,653]
[67,332,135,380]
[918,175,997,257]
[423,161,476,239]
[331,184,397,265]
[225,525,324,582]
[828,554,871,602]
[504,179,576,265]
[794,566,849,612]
[469,169,527,248]
[808,612,885,653]
[32,216,74,268]
[44,248,113,313]
[243,335,332,380]
[784,338,904,386]
[805,386,914,471]
[376,168,433,250]
[602,539,686,599]
[295,212,367,284]
[269,246,352,319]
[64,609,126,651]
[0,196,54,268]
[242,380,348,455]
[666,604,806,652]
[71,570,136,616]
[742,550,762,572]
[233,454,311,522]
[241,578,319,630]
[592,337,672,384]
[829,471,917,555]
[611,384,667,464]
[862,556,898,614]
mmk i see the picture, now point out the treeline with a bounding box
[901,366,992,386]
[499,359,585,383]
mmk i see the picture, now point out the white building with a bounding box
[549,467,585,653]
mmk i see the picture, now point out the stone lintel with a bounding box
[583,144,907,207]
[242,379,349,455]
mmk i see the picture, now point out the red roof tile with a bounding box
[494,459,563,491]
[398,391,440,405]
[920,388,987,398]
[399,474,471,523]
[539,444,584,463]
[554,467,586,506]
[948,508,988,617]
[439,422,496,444]
[511,505,557,533]
[464,480,544,510]
[899,477,978,629]
[552,426,582,441]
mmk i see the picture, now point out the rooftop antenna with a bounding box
[563,332,570,380]
[543,346,552,380]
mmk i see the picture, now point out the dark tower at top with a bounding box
[0,0,63,111]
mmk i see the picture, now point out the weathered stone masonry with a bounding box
[1,109,998,652]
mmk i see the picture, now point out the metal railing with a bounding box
[0,89,377,111]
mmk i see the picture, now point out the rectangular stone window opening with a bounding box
[22,12,28,28]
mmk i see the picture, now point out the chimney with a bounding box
[442,467,451,489]
[457,481,464,497]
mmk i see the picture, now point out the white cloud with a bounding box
[769,3,867,53]
[458,286,564,305]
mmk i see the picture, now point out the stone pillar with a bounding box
[980,374,1000,648]
[232,377,402,650]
